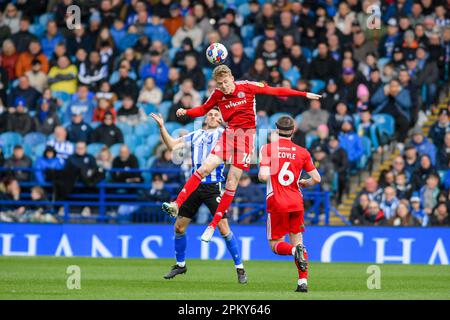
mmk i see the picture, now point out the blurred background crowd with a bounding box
[0,0,449,226]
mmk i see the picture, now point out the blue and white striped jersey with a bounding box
[183,127,225,184]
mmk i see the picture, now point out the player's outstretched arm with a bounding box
[150,113,184,150]
[179,89,221,119]
[249,82,322,100]
[299,169,322,188]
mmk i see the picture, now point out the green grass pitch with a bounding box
[0,256,449,300]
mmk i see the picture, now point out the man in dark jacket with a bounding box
[33,98,60,135]
[327,135,349,203]
[428,109,450,150]
[11,16,36,53]
[66,111,93,144]
[111,65,138,100]
[7,76,41,111]
[308,42,339,81]
[111,145,142,183]
[179,53,206,91]
[5,98,33,135]
[4,145,32,181]
[91,112,124,146]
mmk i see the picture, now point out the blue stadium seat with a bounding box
[38,12,55,27]
[241,25,254,47]
[146,135,161,153]
[358,136,372,169]
[306,133,318,149]
[269,112,292,128]
[52,91,71,104]
[124,134,143,151]
[171,128,189,138]
[310,80,326,94]
[114,100,122,110]
[134,121,159,137]
[87,143,105,156]
[0,132,23,146]
[32,143,46,160]
[238,3,251,18]
[295,114,303,126]
[372,113,395,137]
[352,113,361,128]
[135,144,152,159]
[244,47,255,60]
[165,122,183,135]
[24,132,47,147]
[116,122,133,135]
[158,101,172,120]
[138,103,157,115]
[29,23,45,38]
[369,125,380,150]
[252,35,263,48]
[301,47,312,62]
[109,143,122,158]
[202,68,213,80]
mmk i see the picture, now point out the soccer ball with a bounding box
[206,42,228,65]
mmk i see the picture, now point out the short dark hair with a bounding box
[276,116,295,137]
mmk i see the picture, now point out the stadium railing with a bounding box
[0,167,334,225]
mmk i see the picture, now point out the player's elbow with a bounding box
[258,173,269,183]
[312,174,321,185]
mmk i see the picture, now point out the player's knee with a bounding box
[198,166,212,177]
[174,223,186,235]
[217,220,230,235]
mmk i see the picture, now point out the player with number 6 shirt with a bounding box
[258,115,322,293]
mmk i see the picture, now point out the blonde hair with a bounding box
[213,65,232,80]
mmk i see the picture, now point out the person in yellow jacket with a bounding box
[47,56,78,94]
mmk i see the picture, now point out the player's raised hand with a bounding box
[305,92,322,100]
[176,108,187,117]
[150,113,164,127]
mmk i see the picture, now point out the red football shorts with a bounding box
[266,211,305,240]
[211,128,255,171]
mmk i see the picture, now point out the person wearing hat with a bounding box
[409,193,427,226]
[378,18,400,58]
[33,96,60,135]
[66,110,93,144]
[392,46,405,69]
[5,96,32,135]
[429,109,450,149]
[34,145,64,185]
[411,127,437,165]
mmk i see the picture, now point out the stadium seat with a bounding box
[32,143,46,160]
[171,128,189,138]
[358,136,372,169]
[114,100,122,110]
[29,23,45,38]
[244,47,255,60]
[202,68,213,80]
[238,3,251,18]
[164,122,183,135]
[138,103,157,115]
[135,144,152,159]
[87,143,105,156]
[146,135,161,154]
[124,134,143,151]
[38,12,55,27]
[372,113,395,137]
[109,143,122,158]
[158,101,172,120]
[116,122,133,135]
[269,112,291,128]
[310,80,326,94]
[352,113,361,128]
[0,132,23,146]
[306,133,318,149]
[252,35,263,48]
[134,121,159,137]
[24,132,47,147]
[295,114,303,126]
[301,47,312,62]
[52,91,71,104]
[241,25,254,47]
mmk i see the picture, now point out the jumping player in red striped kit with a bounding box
[258,115,321,292]
[162,65,321,242]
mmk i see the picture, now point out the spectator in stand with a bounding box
[410,193,428,226]
[145,14,170,46]
[162,67,180,101]
[242,57,270,83]
[437,132,450,170]
[111,145,142,183]
[25,59,47,93]
[308,42,339,81]
[136,173,171,222]
[387,200,421,226]
[169,93,195,125]
[0,178,25,220]
[8,76,40,111]
[338,121,364,168]
[66,110,93,144]
[321,79,340,113]
[151,147,180,183]
[362,200,386,226]
[279,56,300,87]
[410,127,437,165]
[5,97,32,135]
[78,50,108,91]
[65,85,95,123]
[47,126,74,162]
[420,173,440,217]
[96,145,113,170]
[311,145,334,192]
[299,100,329,134]
[138,77,163,105]
[311,124,330,151]
[234,173,265,223]
[350,193,369,225]
[4,145,32,182]
[327,135,349,203]
[15,39,49,78]
[92,112,124,147]
[404,143,420,178]
[414,45,439,110]
[33,97,60,135]
[179,53,205,91]
[356,104,383,153]
[226,42,251,81]
[257,37,280,69]
[11,16,35,53]
[371,78,412,142]
[1,39,18,81]
[3,4,21,34]
[173,78,201,107]
[163,3,184,36]
[117,95,146,126]
[378,18,401,59]
[428,109,449,150]
[172,14,203,48]
[328,102,354,136]
[338,67,359,111]
[112,63,139,100]
[93,98,116,123]
[429,202,450,226]
[47,56,78,95]
[66,23,93,57]
[34,145,64,185]
[411,154,438,192]
[95,80,117,102]
[139,50,169,90]
[40,20,64,58]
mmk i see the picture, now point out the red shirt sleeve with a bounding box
[245,81,307,97]
[303,151,316,172]
[185,89,221,118]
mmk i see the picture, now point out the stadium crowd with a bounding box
[0,0,449,226]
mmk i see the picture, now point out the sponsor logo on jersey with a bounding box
[237,91,245,98]
[224,99,247,109]
[292,147,296,151]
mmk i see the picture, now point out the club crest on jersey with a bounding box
[237,91,245,98]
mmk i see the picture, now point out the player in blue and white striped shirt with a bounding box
[150,109,247,284]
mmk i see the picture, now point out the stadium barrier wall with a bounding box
[0,223,449,265]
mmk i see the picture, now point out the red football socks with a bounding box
[175,170,203,208]
[295,250,309,280]
[273,242,295,255]
[209,188,236,228]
